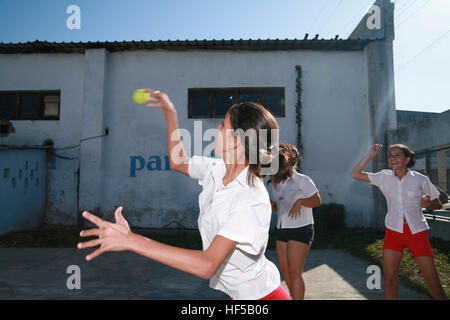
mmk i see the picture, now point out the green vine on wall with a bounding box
[295,65,303,171]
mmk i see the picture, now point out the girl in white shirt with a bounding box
[351,144,447,300]
[266,144,321,300]
[77,89,291,300]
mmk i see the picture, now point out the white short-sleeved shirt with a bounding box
[188,155,280,300]
[266,171,319,229]
[367,169,440,234]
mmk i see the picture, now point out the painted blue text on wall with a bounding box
[130,155,171,177]
[130,150,215,177]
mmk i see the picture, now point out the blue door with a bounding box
[0,148,47,235]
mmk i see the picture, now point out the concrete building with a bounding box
[396,110,437,127]
[0,0,397,233]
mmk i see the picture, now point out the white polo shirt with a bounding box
[267,171,319,229]
[367,169,440,234]
[188,155,280,300]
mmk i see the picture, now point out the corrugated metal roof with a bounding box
[0,36,375,54]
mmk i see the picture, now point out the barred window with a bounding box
[0,91,60,120]
[188,87,285,118]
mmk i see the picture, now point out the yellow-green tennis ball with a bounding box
[133,89,150,104]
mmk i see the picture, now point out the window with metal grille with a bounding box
[188,87,285,118]
[0,91,60,120]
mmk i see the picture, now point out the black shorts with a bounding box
[276,224,314,246]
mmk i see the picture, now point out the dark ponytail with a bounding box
[269,143,301,185]
[228,102,279,187]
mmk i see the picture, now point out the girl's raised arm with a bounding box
[350,144,383,182]
[145,89,190,176]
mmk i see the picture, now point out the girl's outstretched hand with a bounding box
[144,89,176,115]
[78,206,132,261]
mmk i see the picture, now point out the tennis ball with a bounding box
[133,89,151,104]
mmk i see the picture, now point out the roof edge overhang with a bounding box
[0,37,377,54]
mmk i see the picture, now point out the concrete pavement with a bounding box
[0,248,429,300]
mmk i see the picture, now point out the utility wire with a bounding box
[309,0,330,32]
[397,29,450,72]
[395,0,419,19]
[397,0,432,27]
[317,0,344,36]
[55,130,109,151]
[340,1,373,37]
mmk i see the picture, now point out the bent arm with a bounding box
[428,198,443,210]
[165,109,190,176]
[146,89,190,176]
[127,233,236,280]
[300,192,321,208]
[350,144,382,182]
[350,155,372,182]
[423,197,443,211]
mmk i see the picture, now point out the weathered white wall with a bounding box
[101,49,374,228]
[349,0,397,230]
[299,51,376,228]
[79,49,108,223]
[0,48,377,228]
[0,53,84,225]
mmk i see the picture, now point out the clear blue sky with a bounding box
[0,0,449,113]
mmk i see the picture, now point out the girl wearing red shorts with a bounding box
[351,144,447,300]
